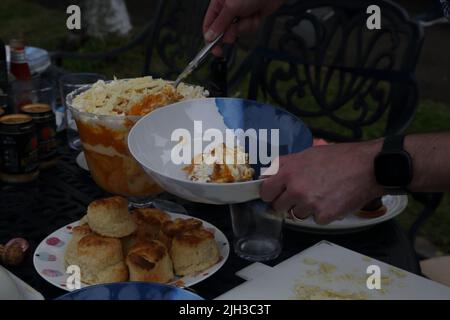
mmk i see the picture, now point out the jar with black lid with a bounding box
[21,103,58,169]
[0,114,39,183]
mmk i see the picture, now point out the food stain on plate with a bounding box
[46,237,65,247]
[42,269,63,277]
[172,280,185,287]
[36,252,57,261]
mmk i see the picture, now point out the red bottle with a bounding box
[9,39,36,109]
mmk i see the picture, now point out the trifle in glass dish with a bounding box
[66,76,208,199]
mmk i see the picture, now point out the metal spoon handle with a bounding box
[174,32,225,88]
[174,18,239,88]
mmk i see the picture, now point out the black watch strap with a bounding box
[382,134,406,152]
[375,134,412,195]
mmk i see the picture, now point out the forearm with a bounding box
[260,132,449,224]
[405,133,450,192]
[364,133,450,193]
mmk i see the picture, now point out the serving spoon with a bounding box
[173,18,238,88]
[173,32,225,88]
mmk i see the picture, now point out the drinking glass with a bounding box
[31,79,56,110]
[230,200,284,261]
[10,77,56,113]
[0,93,7,112]
[59,73,107,150]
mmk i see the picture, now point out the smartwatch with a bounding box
[374,135,413,194]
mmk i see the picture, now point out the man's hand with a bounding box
[203,0,285,56]
[260,141,385,225]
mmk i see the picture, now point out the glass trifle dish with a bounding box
[66,76,208,201]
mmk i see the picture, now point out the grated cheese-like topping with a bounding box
[71,76,208,116]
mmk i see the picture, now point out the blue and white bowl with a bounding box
[56,282,203,300]
[128,98,312,204]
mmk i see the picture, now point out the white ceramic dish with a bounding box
[33,213,230,291]
[284,195,408,234]
[128,98,312,204]
[76,152,89,171]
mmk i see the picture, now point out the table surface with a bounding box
[0,148,421,300]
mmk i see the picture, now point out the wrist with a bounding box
[404,135,426,192]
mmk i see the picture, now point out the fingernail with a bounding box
[205,29,217,42]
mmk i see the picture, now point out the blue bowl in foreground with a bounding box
[128,98,312,204]
[56,282,203,300]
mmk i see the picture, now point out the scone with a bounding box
[77,234,128,284]
[155,230,172,251]
[162,218,203,237]
[126,240,174,283]
[132,208,171,241]
[157,218,202,250]
[121,208,171,254]
[121,234,155,256]
[79,214,88,225]
[121,234,138,256]
[86,196,136,237]
[64,223,92,266]
[170,228,219,276]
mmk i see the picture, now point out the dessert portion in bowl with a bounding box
[184,143,255,183]
[67,77,208,197]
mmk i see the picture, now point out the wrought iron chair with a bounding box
[229,0,442,253]
[141,0,245,95]
[49,0,237,95]
[141,0,210,79]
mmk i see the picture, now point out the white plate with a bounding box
[33,213,229,291]
[285,195,408,233]
[76,152,89,171]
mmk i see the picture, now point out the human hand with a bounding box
[203,0,285,56]
[260,140,385,225]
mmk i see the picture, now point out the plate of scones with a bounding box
[33,196,229,290]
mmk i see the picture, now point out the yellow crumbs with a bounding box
[319,262,337,274]
[293,283,369,300]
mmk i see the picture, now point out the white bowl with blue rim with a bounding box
[128,98,312,204]
[56,282,203,300]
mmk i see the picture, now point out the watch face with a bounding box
[374,152,412,187]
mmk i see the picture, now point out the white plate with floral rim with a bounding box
[284,195,408,234]
[33,212,229,291]
[76,152,89,171]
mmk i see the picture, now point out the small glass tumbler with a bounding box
[10,77,56,113]
[0,93,7,112]
[230,200,284,262]
[59,73,107,150]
